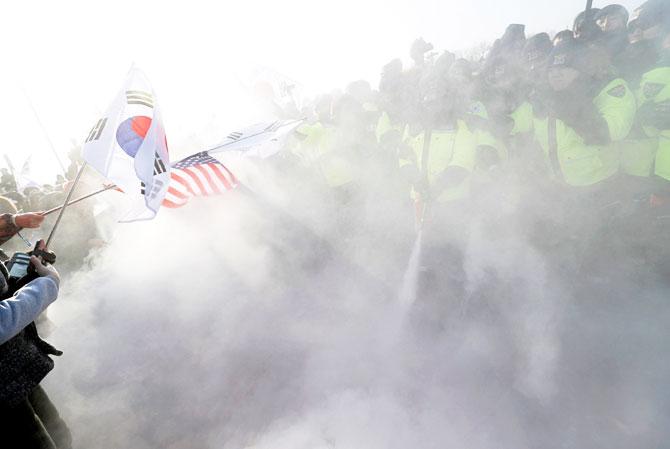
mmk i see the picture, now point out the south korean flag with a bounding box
[83,67,171,222]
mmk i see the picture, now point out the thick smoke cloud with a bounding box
[38,159,670,449]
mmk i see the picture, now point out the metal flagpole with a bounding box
[45,162,88,249]
[42,184,116,217]
[585,0,593,10]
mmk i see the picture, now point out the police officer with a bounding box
[574,8,603,43]
[396,63,471,315]
[596,4,629,36]
[595,4,632,75]
[617,1,670,193]
[469,25,527,160]
[537,40,635,187]
[399,62,505,231]
[475,54,523,146]
[512,33,554,139]
[553,29,576,47]
[528,39,637,262]
[376,59,409,148]
[615,0,666,88]
[293,94,354,191]
[503,33,554,179]
[609,0,670,277]
[629,0,670,197]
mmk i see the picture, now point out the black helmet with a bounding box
[595,4,630,32]
[574,8,603,41]
[488,24,526,61]
[501,24,526,47]
[419,64,463,111]
[549,38,610,78]
[434,51,456,72]
[553,29,576,46]
[481,56,511,88]
[379,59,403,93]
[523,33,553,71]
[345,80,372,103]
[410,38,434,64]
[548,38,584,70]
[628,0,670,45]
[381,59,402,78]
[449,58,473,81]
[629,0,670,33]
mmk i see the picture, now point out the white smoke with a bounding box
[38,149,670,449]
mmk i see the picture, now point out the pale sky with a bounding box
[0,0,644,182]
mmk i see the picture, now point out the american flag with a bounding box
[162,152,238,208]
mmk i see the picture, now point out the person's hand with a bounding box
[30,239,59,284]
[30,256,60,285]
[14,213,45,229]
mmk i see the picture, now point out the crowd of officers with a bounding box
[283,0,670,280]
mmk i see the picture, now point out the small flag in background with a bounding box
[207,119,303,158]
[17,155,41,193]
[162,152,238,208]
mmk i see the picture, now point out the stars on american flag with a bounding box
[162,152,238,209]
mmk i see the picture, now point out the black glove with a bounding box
[476,145,501,171]
[553,98,610,146]
[571,113,611,146]
[638,101,670,130]
[464,113,490,132]
[433,166,469,193]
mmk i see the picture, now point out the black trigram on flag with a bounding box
[126,90,154,108]
[227,131,243,141]
[140,152,167,195]
[140,178,164,197]
[85,118,107,143]
[153,152,167,176]
[264,121,281,132]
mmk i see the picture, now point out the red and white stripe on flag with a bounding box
[162,152,238,208]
